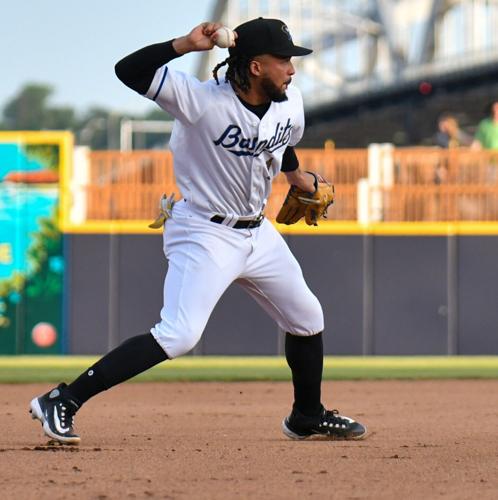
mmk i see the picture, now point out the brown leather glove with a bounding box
[276,172,335,226]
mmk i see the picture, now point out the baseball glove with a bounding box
[276,172,334,226]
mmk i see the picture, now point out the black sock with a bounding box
[285,332,323,416]
[67,333,168,406]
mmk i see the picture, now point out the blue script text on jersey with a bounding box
[213,119,293,157]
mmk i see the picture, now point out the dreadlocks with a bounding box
[212,54,252,92]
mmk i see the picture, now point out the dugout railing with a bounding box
[65,147,498,227]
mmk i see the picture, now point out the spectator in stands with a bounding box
[435,112,472,148]
[431,113,471,186]
[472,101,498,150]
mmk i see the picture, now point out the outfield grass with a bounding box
[0,356,497,383]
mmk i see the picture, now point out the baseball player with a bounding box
[29,18,366,444]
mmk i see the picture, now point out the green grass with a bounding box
[0,356,497,383]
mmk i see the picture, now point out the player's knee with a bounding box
[287,294,324,335]
[308,294,324,319]
[302,291,324,325]
[151,320,203,359]
[306,297,324,333]
[170,334,201,358]
[178,323,204,354]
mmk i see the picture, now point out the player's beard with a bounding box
[260,77,289,103]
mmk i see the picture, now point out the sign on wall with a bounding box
[0,132,72,354]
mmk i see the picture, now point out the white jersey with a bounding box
[145,65,305,217]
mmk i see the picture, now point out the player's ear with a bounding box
[249,59,262,77]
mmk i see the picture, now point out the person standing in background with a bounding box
[435,113,472,149]
[472,101,498,150]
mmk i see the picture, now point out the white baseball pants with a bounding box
[150,201,324,358]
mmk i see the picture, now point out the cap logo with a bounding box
[281,24,292,42]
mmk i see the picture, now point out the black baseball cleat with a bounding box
[29,383,81,445]
[282,405,367,440]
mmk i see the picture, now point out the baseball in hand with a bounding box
[214,26,235,48]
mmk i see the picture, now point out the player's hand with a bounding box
[174,22,223,54]
[190,22,224,50]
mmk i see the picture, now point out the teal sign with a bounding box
[0,138,65,354]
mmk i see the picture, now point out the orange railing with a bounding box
[385,148,498,221]
[80,148,498,223]
[86,151,175,220]
[393,148,498,185]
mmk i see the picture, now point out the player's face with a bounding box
[252,55,295,102]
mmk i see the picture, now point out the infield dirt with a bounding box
[1,380,497,499]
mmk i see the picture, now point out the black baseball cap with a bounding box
[229,18,312,58]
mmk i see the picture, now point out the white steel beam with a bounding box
[194,0,498,112]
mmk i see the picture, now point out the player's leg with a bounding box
[29,332,167,444]
[238,220,366,440]
[30,214,247,443]
[149,212,251,358]
[236,222,324,416]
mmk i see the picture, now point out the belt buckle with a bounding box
[248,213,264,228]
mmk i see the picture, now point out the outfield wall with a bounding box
[0,132,72,355]
[65,231,498,356]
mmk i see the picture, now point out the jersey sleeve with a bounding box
[115,40,179,95]
[145,66,209,124]
[288,86,305,147]
[280,146,299,172]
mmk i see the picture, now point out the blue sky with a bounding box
[1,1,215,114]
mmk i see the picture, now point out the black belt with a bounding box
[210,214,264,229]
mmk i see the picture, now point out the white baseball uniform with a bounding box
[27,23,366,449]
[146,65,324,358]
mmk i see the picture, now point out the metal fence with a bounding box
[75,148,498,223]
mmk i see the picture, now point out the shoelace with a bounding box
[321,409,350,429]
[58,402,76,427]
